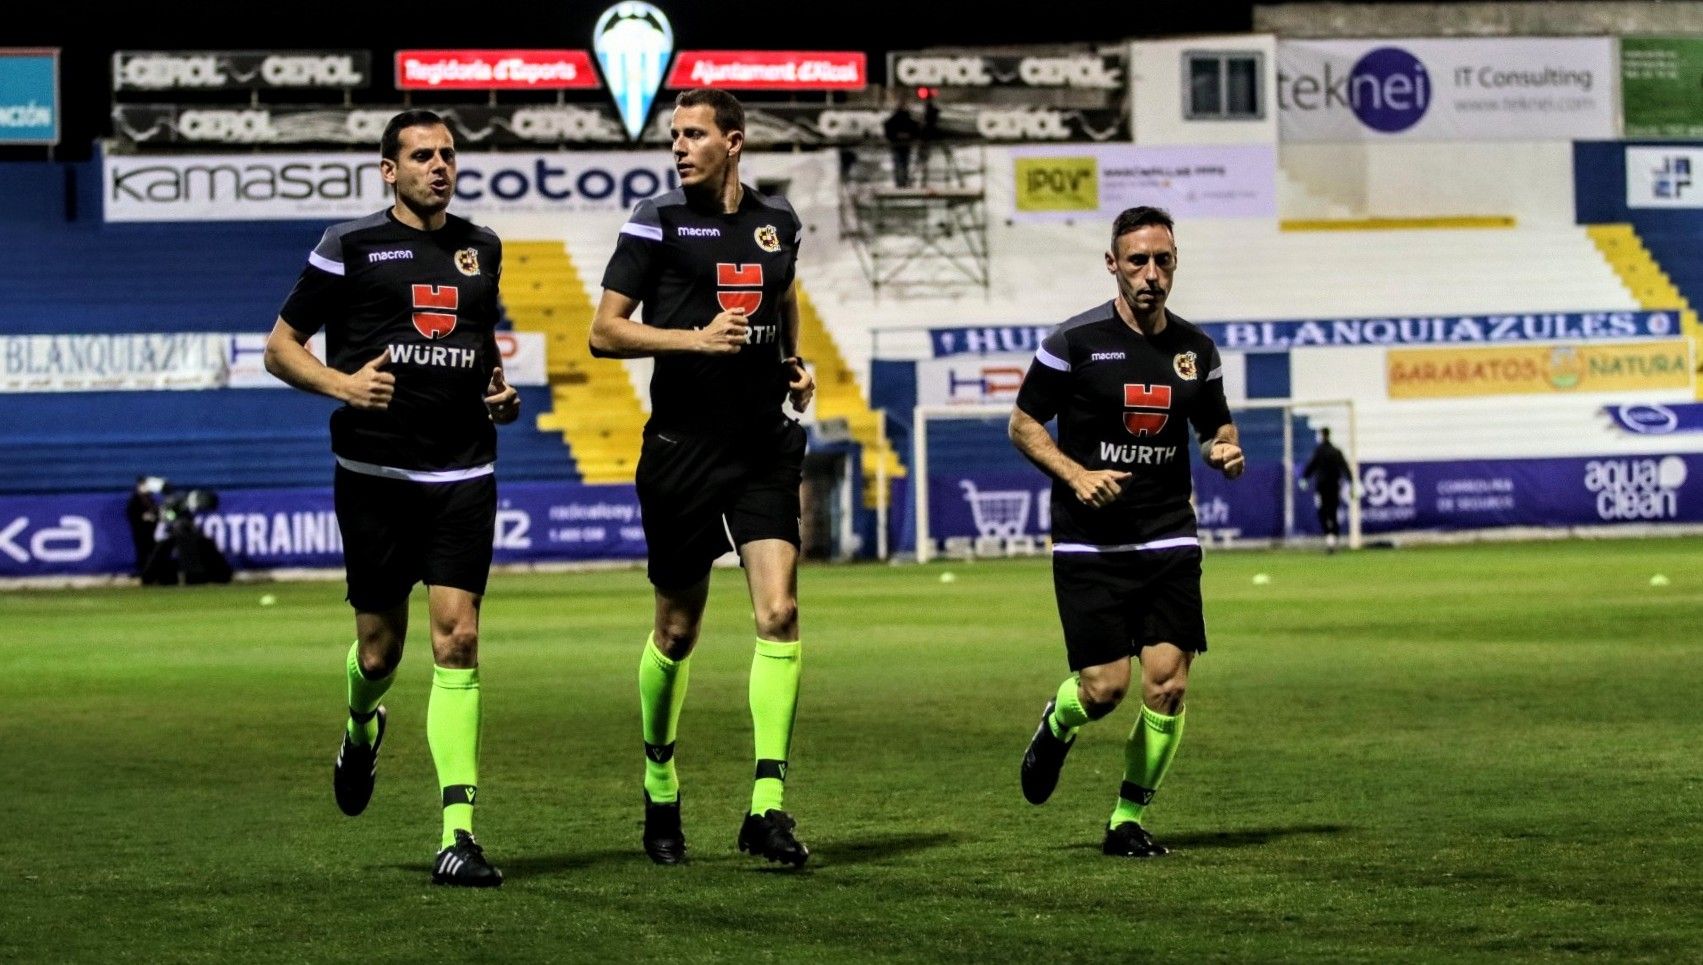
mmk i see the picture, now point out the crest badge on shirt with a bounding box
[1174,351,1198,381]
[455,248,480,277]
[754,225,781,253]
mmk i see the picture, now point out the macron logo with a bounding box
[1090,352,1126,362]
[367,249,415,263]
[678,226,722,238]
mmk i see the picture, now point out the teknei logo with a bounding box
[1349,47,1431,133]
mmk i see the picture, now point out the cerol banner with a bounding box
[1277,38,1616,141]
[112,104,629,147]
[889,51,1124,90]
[111,51,369,90]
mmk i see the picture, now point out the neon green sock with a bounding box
[638,633,691,804]
[1110,703,1186,828]
[428,665,481,848]
[1047,675,1090,740]
[748,638,801,815]
[345,641,393,746]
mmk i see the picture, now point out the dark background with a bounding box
[10,0,1262,158]
[7,0,1522,159]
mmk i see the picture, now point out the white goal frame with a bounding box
[910,399,1360,562]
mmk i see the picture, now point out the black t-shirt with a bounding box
[1014,302,1233,548]
[1303,442,1351,488]
[600,186,802,436]
[278,209,503,472]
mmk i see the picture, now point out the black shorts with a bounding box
[635,421,806,590]
[1052,545,1207,670]
[334,466,496,611]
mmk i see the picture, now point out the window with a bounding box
[1182,51,1264,121]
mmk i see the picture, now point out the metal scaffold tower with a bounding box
[838,144,990,298]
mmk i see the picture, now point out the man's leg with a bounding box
[349,606,406,744]
[1108,643,1191,842]
[425,585,501,887]
[1024,552,1136,805]
[334,603,405,817]
[741,539,801,814]
[644,578,709,802]
[1321,489,1341,549]
[735,538,809,866]
[331,465,415,817]
[1023,656,1130,804]
[638,577,709,864]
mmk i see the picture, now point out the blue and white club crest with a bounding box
[594,2,674,141]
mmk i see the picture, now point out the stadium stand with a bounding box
[0,215,580,494]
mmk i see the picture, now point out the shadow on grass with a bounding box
[817,831,959,867]
[1067,823,1351,852]
[384,848,640,880]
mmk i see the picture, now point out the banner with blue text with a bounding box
[0,481,647,579]
[926,311,1683,358]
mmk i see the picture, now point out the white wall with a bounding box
[1279,141,1578,225]
[1128,35,1278,146]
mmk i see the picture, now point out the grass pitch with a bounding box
[6,538,1702,962]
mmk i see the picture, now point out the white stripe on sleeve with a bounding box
[620,222,664,242]
[307,251,345,276]
[1035,345,1069,372]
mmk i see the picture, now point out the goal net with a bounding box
[908,399,1359,561]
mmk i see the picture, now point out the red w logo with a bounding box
[1123,383,1172,437]
[716,263,763,315]
[411,284,459,339]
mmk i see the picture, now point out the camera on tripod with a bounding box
[139,481,232,586]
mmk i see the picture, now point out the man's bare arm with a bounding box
[589,290,748,359]
[1009,407,1130,509]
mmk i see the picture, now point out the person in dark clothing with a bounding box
[1300,427,1354,550]
[883,94,921,188]
[917,91,941,186]
[126,476,160,580]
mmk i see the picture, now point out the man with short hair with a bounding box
[264,108,517,887]
[1300,427,1354,551]
[1010,206,1243,857]
[591,88,816,867]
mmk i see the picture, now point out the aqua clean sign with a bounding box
[0,49,60,145]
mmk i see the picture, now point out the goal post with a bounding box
[909,399,1359,561]
[1222,398,1361,550]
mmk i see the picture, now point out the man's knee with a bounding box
[1079,676,1128,718]
[357,644,402,679]
[754,595,798,640]
[433,625,479,668]
[355,620,404,677]
[1144,674,1188,715]
[653,614,701,659]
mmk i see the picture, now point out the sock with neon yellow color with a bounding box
[748,638,801,815]
[638,633,691,804]
[1046,675,1091,741]
[428,665,482,848]
[345,641,393,746]
[1110,703,1186,827]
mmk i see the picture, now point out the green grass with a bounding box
[6,538,1703,962]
